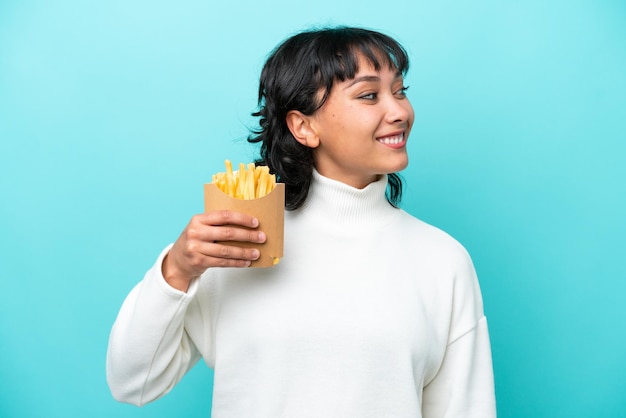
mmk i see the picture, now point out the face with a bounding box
[307,54,414,189]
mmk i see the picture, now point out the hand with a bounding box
[162,210,266,291]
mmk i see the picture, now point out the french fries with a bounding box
[205,160,284,267]
[212,160,277,199]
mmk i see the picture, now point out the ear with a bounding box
[286,110,320,149]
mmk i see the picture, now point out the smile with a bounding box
[376,133,406,148]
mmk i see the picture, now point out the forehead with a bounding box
[341,46,399,78]
[351,52,401,76]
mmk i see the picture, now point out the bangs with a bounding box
[313,28,410,107]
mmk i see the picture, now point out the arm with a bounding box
[423,246,496,417]
[106,246,202,405]
[106,210,266,405]
[422,317,496,417]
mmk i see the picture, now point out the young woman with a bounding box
[107,26,496,417]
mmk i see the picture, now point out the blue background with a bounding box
[1,0,624,417]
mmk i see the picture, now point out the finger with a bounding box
[183,251,255,270]
[187,224,266,245]
[185,242,261,270]
[198,210,260,228]
[176,241,261,273]
[205,257,253,268]
[212,226,266,244]
[202,242,261,262]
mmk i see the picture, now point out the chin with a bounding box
[387,158,409,174]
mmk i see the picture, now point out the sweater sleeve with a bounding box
[422,317,496,417]
[422,246,497,418]
[106,245,203,406]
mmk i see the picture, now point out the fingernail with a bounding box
[252,249,260,259]
[258,232,266,242]
[251,218,259,227]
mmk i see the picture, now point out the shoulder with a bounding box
[392,209,472,264]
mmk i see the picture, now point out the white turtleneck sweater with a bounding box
[107,172,496,417]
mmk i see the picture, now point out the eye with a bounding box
[358,92,378,100]
[395,85,410,98]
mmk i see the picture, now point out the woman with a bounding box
[107,26,496,417]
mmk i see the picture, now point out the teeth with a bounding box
[377,133,404,145]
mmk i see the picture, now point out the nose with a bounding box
[385,94,413,125]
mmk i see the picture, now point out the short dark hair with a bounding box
[248,26,410,210]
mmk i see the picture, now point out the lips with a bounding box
[376,132,406,149]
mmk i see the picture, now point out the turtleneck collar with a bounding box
[293,170,400,232]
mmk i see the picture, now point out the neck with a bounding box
[292,170,399,234]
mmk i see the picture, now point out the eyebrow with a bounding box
[343,72,404,90]
[344,75,380,89]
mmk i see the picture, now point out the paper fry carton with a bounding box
[204,183,285,268]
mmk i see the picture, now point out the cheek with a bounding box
[405,102,415,123]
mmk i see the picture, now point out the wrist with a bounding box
[162,253,193,292]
